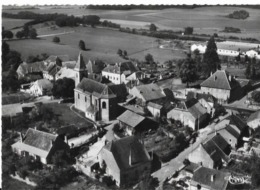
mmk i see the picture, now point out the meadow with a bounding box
[2,18,32,30]
[6,26,187,63]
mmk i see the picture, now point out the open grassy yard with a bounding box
[3,6,260,40]
[6,26,186,63]
[2,18,33,30]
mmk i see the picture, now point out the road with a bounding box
[152,120,224,189]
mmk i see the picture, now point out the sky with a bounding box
[1,0,259,6]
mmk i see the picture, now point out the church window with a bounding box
[78,93,80,99]
[102,102,107,109]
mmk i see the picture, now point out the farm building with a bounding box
[26,79,53,96]
[247,110,260,131]
[11,128,69,164]
[97,136,152,187]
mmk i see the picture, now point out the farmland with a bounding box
[6,26,187,63]
[3,6,260,40]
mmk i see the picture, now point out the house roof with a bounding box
[134,83,166,102]
[103,61,139,74]
[45,55,70,63]
[103,136,150,170]
[191,167,229,190]
[117,110,145,128]
[76,78,116,99]
[202,134,230,163]
[35,79,53,90]
[23,128,58,151]
[147,102,163,109]
[187,91,216,103]
[247,110,260,123]
[56,67,76,80]
[200,70,239,90]
[2,103,23,117]
[16,61,46,76]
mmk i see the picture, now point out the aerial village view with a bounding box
[1,1,260,190]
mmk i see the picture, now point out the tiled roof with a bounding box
[135,83,165,102]
[147,102,163,109]
[76,78,116,98]
[17,61,46,76]
[74,52,86,71]
[45,55,70,63]
[228,115,247,132]
[200,70,239,90]
[191,167,229,190]
[56,67,76,80]
[117,110,145,128]
[187,91,216,103]
[23,128,58,152]
[247,110,260,123]
[103,136,150,170]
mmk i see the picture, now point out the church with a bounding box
[74,53,127,122]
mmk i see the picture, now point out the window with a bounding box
[85,97,87,102]
[102,102,106,109]
[78,93,80,99]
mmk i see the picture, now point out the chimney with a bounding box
[34,126,37,130]
[20,132,24,142]
[229,75,232,81]
[64,135,68,144]
[211,174,215,182]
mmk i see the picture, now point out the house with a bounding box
[102,61,139,84]
[86,60,106,79]
[189,134,230,169]
[208,115,247,149]
[11,128,69,164]
[200,70,244,104]
[147,102,163,118]
[189,166,230,190]
[129,83,166,105]
[98,136,152,187]
[167,98,208,130]
[247,110,260,131]
[117,110,158,136]
[27,79,53,96]
[74,53,128,122]
[16,61,46,79]
[55,67,77,81]
[246,49,259,58]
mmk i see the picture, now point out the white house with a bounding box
[247,110,260,131]
[28,79,53,96]
[246,50,260,59]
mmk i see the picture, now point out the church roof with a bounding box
[74,52,86,71]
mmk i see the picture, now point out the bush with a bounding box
[184,27,193,35]
[228,10,249,19]
[79,40,86,50]
[251,91,260,103]
[52,36,60,43]
[222,27,241,33]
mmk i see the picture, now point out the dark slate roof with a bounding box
[103,61,139,74]
[228,115,247,132]
[191,167,229,190]
[108,83,128,101]
[23,128,57,151]
[76,78,116,98]
[184,162,200,173]
[247,110,260,123]
[202,134,230,163]
[187,91,216,103]
[104,136,150,170]
[200,70,239,90]
[117,110,145,128]
[135,83,166,102]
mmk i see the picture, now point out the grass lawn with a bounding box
[42,103,93,129]
[2,175,35,190]
[7,26,186,64]
[2,18,33,30]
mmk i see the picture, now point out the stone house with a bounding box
[147,102,163,118]
[27,79,53,96]
[98,136,152,187]
[11,128,69,164]
[117,110,158,136]
[102,61,140,85]
[167,98,208,130]
[200,70,244,104]
[189,134,230,169]
[190,166,230,190]
[247,110,260,132]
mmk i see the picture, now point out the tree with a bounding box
[184,27,193,35]
[52,78,75,98]
[179,54,198,87]
[79,40,86,50]
[29,28,38,39]
[117,49,123,56]
[203,36,220,76]
[16,31,25,39]
[22,25,30,38]
[150,23,157,32]
[82,15,100,27]
[5,30,13,39]
[251,91,260,103]
[145,53,154,64]
[53,36,60,43]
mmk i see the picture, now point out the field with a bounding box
[6,26,187,63]
[3,6,260,40]
[2,18,32,30]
